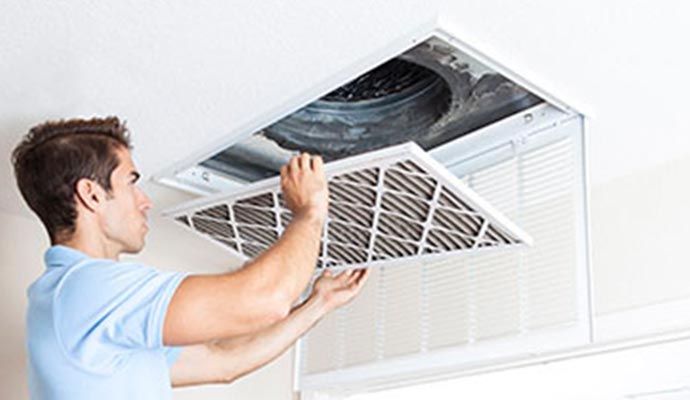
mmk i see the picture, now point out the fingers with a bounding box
[280,152,328,219]
[286,153,323,173]
[314,268,370,310]
[288,155,299,175]
[331,268,369,290]
[299,153,310,171]
[345,269,361,285]
[311,155,323,173]
[333,269,352,284]
[324,269,358,286]
[350,268,369,288]
[356,268,370,284]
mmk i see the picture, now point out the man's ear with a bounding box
[75,178,107,212]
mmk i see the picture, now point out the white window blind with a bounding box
[296,115,591,393]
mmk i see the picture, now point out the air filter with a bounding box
[164,142,532,270]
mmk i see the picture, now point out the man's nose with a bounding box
[138,188,153,212]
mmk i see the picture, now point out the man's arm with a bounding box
[169,268,369,387]
[163,154,329,346]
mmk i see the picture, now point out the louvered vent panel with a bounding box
[297,119,589,390]
[165,143,531,271]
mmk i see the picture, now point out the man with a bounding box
[11,116,369,399]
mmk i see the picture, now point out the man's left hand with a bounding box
[310,268,370,313]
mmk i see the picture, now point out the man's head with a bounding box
[11,116,152,254]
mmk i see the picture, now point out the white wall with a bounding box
[591,154,690,314]
[0,212,47,400]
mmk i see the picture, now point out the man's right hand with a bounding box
[280,153,329,221]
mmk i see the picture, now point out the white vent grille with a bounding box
[166,142,532,270]
[296,116,590,391]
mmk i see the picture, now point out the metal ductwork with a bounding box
[201,37,543,184]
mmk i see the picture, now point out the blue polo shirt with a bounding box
[26,245,189,399]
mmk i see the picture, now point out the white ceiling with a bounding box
[0,0,439,217]
[1,0,688,219]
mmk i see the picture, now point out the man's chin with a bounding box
[122,240,145,255]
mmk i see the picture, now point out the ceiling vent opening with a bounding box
[156,34,550,194]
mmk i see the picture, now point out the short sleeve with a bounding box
[163,346,184,368]
[54,261,188,374]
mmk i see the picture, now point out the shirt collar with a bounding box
[44,245,90,269]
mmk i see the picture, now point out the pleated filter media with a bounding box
[165,142,532,270]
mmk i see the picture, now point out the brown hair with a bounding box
[11,116,132,243]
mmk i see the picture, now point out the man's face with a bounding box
[99,148,152,254]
